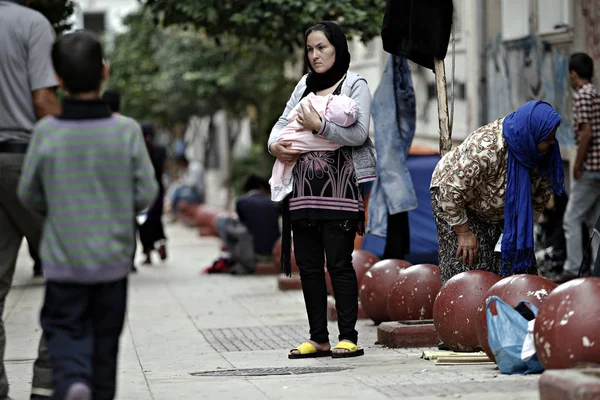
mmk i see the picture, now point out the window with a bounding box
[83,12,105,35]
[537,0,570,34]
[501,0,530,41]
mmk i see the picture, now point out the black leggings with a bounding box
[292,219,359,344]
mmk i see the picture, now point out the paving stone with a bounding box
[3,223,545,400]
[376,321,440,348]
[327,297,368,321]
[539,369,600,400]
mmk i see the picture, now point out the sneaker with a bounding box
[202,258,231,274]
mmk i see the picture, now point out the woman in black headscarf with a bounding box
[268,21,376,359]
[138,122,168,265]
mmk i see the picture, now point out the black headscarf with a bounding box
[302,21,351,98]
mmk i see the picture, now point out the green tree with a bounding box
[106,11,164,122]
[140,0,385,54]
[30,0,75,34]
[107,10,294,136]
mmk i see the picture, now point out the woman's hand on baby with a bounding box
[296,102,322,132]
[270,141,302,163]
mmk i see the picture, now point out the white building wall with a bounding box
[73,0,139,33]
[347,0,479,149]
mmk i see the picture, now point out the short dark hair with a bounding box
[243,174,270,193]
[102,89,120,112]
[140,121,155,141]
[569,53,594,81]
[52,30,104,94]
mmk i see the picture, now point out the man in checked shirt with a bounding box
[555,53,600,283]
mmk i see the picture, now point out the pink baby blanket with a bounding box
[270,93,359,201]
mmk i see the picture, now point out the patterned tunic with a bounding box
[290,147,364,222]
[289,83,364,226]
[430,118,552,227]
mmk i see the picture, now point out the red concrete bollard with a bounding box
[178,200,192,216]
[352,249,380,287]
[194,204,222,227]
[475,274,557,362]
[325,269,333,295]
[272,237,299,274]
[432,270,501,352]
[534,277,600,370]
[359,259,412,324]
[387,264,442,322]
[278,273,303,290]
[325,250,379,296]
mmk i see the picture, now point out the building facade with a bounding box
[350,0,596,155]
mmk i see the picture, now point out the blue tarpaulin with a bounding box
[363,154,439,264]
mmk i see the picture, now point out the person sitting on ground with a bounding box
[269,93,358,201]
[169,155,205,218]
[204,174,281,274]
[430,100,564,284]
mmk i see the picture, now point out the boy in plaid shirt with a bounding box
[555,53,600,282]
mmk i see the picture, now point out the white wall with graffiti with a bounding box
[484,0,594,149]
[486,35,574,146]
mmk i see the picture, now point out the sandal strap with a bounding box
[290,342,317,354]
[334,341,358,352]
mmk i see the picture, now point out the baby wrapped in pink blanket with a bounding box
[270,93,359,201]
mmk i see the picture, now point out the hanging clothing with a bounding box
[381,0,454,70]
[367,56,418,238]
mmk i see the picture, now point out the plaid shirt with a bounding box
[573,82,600,171]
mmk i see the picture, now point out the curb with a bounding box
[377,321,439,348]
[539,369,600,400]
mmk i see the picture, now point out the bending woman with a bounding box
[430,100,564,283]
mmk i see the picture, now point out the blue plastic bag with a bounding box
[486,295,544,374]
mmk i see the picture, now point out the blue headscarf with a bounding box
[501,100,564,275]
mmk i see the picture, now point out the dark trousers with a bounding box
[41,278,127,400]
[292,219,359,344]
[383,211,410,260]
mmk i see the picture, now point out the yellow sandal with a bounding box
[288,342,332,359]
[332,341,364,358]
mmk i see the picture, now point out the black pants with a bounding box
[41,278,127,400]
[292,219,359,344]
[383,211,410,260]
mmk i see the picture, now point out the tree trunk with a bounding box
[434,58,452,158]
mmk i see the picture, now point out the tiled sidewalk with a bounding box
[5,223,540,400]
